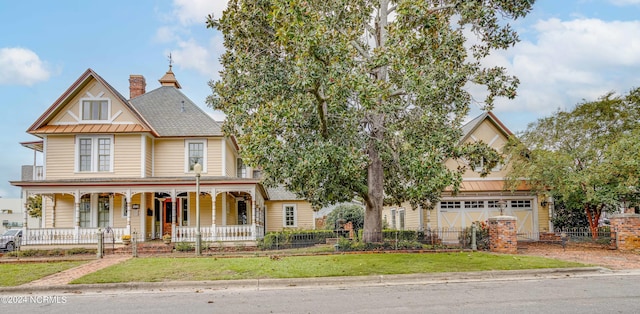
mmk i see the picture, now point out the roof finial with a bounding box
[168,52,173,70]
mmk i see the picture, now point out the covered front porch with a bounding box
[13,178,267,246]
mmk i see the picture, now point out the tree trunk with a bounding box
[585,204,601,240]
[361,0,389,243]
[363,133,384,243]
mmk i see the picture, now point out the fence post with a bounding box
[471,223,477,251]
[132,231,138,258]
[96,228,103,259]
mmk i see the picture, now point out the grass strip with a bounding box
[72,252,586,284]
[0,261,86,286]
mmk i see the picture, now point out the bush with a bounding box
[258,230,335,250]
[175,241,194,252]
[66,247,95,255]
[459,221,489,250]
[324,204,365,231]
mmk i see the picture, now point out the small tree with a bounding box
[505,88,640,237]
[325,204,365,232]
[27,195,42,218]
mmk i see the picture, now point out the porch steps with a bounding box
[109,242,173,255]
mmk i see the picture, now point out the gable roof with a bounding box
[27,68,153,136]
[129,86,223,137]
[460,111,513,143]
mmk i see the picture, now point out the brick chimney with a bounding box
[129,75,146,99]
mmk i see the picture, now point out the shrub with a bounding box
[175,241,194,252]
[66,247,95,255]
[459,221,489,250]
[258,230,335,250]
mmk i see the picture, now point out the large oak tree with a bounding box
[207,0,534,242]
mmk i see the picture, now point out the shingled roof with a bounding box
[130,86,222,137]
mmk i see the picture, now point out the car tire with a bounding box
[6,242,14,252]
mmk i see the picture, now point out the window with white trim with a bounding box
[398,208,405,230]
[511,200,531,208]
[390,209,397,229]
[186,140,206,172]
[80,195,91,227]
[81,99,109,121]
[283,204,297,227]
[98,195,110,228]
[440,201,461,209]
[76,135,113,172]
[464,201,483,209]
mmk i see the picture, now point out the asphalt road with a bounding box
[3,271,640,313]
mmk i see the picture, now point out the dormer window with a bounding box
[81,99,109,121]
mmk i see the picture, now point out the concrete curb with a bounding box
[0,267,617,295]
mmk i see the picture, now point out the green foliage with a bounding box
[66,247,95,255]
[175,241,194,252]
[459,221,490,250]
[505,88,640,234]
[27,195,42,218]
[550,194,589,229]
[324,204,365,231]
[258,230,335,250]
[208,1,533,241]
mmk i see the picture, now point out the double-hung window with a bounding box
[283,204,297,227]
[186,140,206,172]
[77,135,113,172]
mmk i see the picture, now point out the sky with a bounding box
[1,0,639,199]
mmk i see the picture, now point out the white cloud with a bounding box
[610,0,640,6]
[172,0,227,26]
[0,47,50,86]
[490,18,640,115]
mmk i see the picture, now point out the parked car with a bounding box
[0,229,22,252]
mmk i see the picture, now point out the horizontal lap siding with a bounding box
[208,138,223,176]
[113,134,141,177]
[45,135,75,179]
[265,201,314,232]
[51,194,74,228]
[153,139,184,176]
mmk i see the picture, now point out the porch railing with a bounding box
[175,224,264,242]
[21,227,128,245]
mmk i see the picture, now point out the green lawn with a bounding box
[0,261,86,286]
[71,252,587,284]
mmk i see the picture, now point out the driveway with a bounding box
[518,241,640,270]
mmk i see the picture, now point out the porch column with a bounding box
[139,192,146,242]
[221,193,227,226]
[21,190,28,245]
[171,190,177,238]
[126,190,132,235]
[211,188,217,227]
[74,190,80,241]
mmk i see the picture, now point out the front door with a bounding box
[162,199,174,236]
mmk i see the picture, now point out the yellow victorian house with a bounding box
[11,67,314,245]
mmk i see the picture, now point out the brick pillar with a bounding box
[129,75,146,99]
[488,216,517,254]
[610,213,640,251]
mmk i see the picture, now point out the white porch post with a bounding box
[211,188,217,227]
[74,190,80,241]
[126,190,132,235]
[221,193,227,226]
[21,190,28,245]
[140,192,146,242]
[171,190,176,239]
[41,194,46,228]
[251,193,257,240]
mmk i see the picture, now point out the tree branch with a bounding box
[312,85,329,138]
